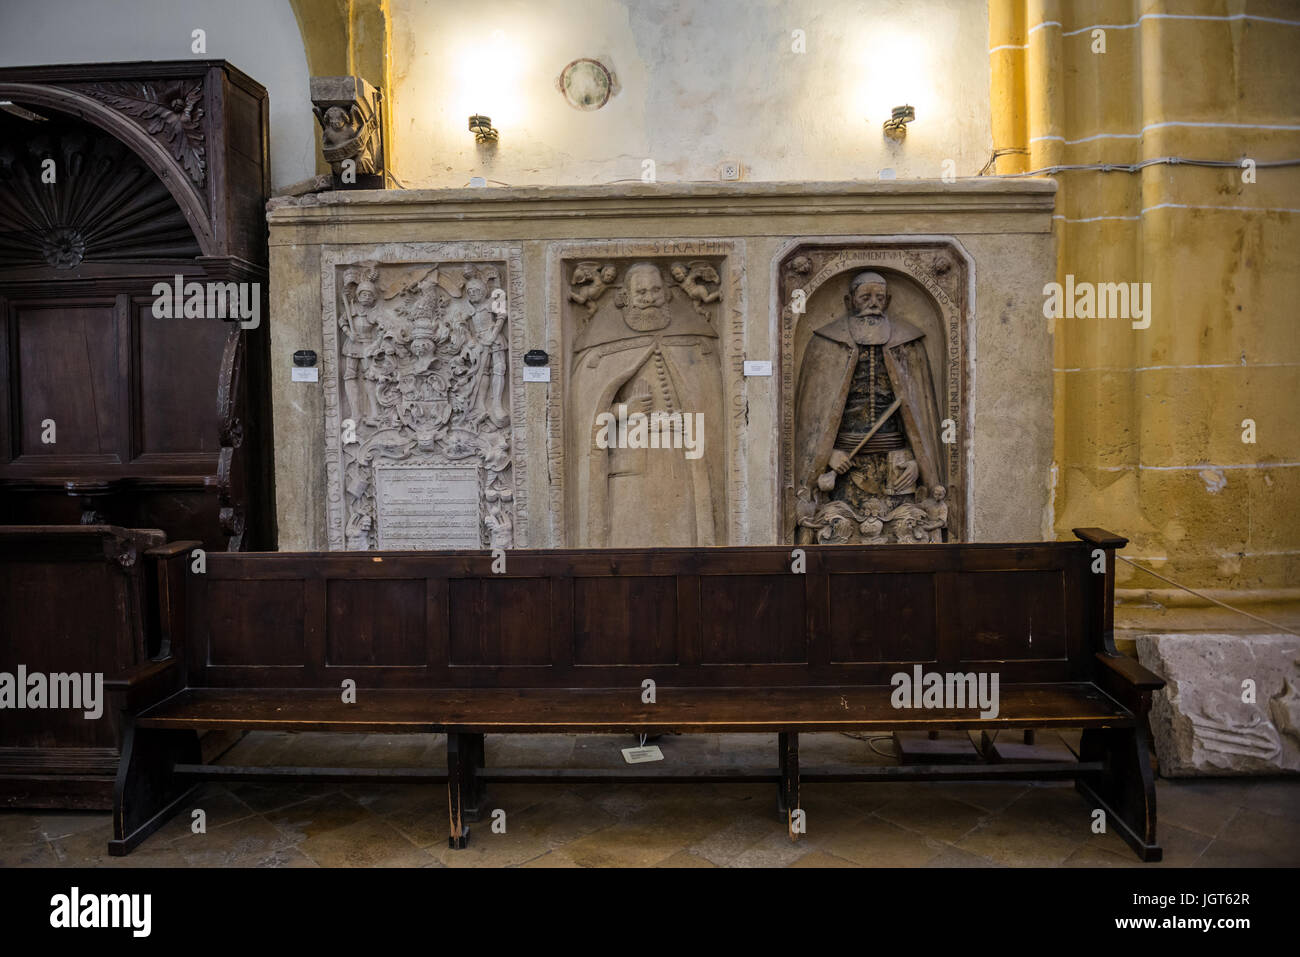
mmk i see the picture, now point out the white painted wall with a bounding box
[0,0,314,190]
[392,0,991,187]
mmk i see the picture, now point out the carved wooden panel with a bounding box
[573,576,678,665]
[11,302,121,461]
[956,569,1068,662]
[448,577,553,666]
[326,578,426,667]
[828,571,938,663]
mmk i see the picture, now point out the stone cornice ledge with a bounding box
[266,178,1057,227]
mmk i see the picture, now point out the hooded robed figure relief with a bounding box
[568,261,726,547]
[793,271,948,545]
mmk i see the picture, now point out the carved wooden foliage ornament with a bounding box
[75,80,208,187]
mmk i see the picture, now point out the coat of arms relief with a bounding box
[323,252,522,551]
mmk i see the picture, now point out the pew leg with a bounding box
[446,732,471,849]
[107,720,200,856]
[1075,724,1162,862]
[463,732,486,823]
[778,731,801,840]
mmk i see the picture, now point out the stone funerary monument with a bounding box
[271,182,1055,553]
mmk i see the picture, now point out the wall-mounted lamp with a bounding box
[469,114,498,144]
[882,105,915,142]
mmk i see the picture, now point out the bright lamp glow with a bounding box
[847,26,932,137]
[455,29,525,135]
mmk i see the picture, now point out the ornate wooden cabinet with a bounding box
[0,60,275,551]
[0,61,275,806]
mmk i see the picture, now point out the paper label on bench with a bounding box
[621,745,664,764]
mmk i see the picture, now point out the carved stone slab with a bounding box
[374,463,481,549]
[320,242,527,550]
[546,240,748,546]
[775,238,972,543]
[1138,633,1300,776]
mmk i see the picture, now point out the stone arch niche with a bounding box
[778,240,971,545]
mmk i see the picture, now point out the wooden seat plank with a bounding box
[137,683,1132,734]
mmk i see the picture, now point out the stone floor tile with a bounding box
[727,830,827,868]
[296,817,438,867]
[0,810,42,845]
[224,782,340,814]
[924,844,1001,867]
[148,784,257,844]
[1196,808,1300,867]
[954,787,1091,866]
[1238,779,1300,823]
[1152,779,1246,837]
[172,815,299,867]
[788,849,859,867]
[803,814,944,867]
[688,815,780,865]
[872,791,990,843]
[518,849,583,867]
[551,823,691,867]
[264,791,374,842]
[0,840,59,867]
[30,811,110,843]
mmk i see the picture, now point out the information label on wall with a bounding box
[375,464,481,549]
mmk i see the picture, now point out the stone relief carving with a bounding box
[565,256,727,547]
[793,270,946,545]
[1138,635,1300,775]
[780,242,969,544]
[323,251,522,550]
[567,261,617,317]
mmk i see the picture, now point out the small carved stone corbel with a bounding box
[310,76,385,189]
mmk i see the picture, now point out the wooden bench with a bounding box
[107,528,1166,860]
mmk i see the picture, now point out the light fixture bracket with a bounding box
[469,114,498,144]
[883,104,916,142]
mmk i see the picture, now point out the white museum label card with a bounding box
[621,745,665,764]
[291,366,319,382]
[743,360,772,376]
[523,366,551,383]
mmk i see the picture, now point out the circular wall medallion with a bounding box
[559,58,612,111]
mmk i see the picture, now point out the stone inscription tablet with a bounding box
[375,465,481,549]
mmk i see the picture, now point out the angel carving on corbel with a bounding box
[314,103,379,177]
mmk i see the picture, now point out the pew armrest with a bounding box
[1094,652,1165,715]
[1073,527,1129,549]
[1096,652,1165,691]
[144,540,203,560]
[105,657,177,693]
[106,657,181,713]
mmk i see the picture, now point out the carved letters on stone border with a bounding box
[779,240,970,545]
[321,244,527,551]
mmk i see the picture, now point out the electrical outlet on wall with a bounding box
[718,161,743,181]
